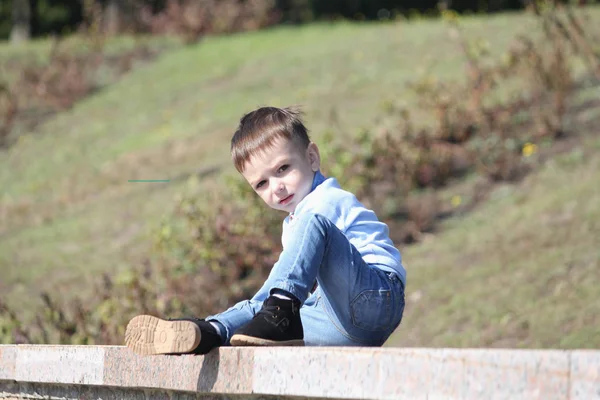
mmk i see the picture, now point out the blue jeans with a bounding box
[207,213,405,346]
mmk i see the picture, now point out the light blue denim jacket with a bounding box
[282,171,406,286]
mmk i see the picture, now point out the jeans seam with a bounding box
[319,294,376,346]
[387,272,405,333]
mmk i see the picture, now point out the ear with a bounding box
[306,142,321,172]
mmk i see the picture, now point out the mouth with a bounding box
[278,194,294,205]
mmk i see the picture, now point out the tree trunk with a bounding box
[10,0,31,44]
[104,0,121,35]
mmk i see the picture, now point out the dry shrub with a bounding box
[0,0,281,143]
[139,0,281,44]
[157,177,283,313]
[320,2,598,240]
[1,263,174,345]
[18,40,103,111]
[1,40,164,147]
[370,2,595,186]
[0,83,17,148]
[70,1,282,43]
[0,176,285,345]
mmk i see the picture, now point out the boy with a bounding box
[125,106,406,355]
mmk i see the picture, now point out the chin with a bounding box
[270,204,289,212]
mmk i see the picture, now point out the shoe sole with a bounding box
[230,334,305,347]
[125,315,201,355]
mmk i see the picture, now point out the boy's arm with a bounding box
[294,194,345,231]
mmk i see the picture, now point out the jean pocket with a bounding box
[350,289,392,331]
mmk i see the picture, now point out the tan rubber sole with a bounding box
[230,334,304,347]
[125,315,201,355]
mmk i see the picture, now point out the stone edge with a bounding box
[0,346,599,399]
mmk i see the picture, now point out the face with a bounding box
[241,137,320,213]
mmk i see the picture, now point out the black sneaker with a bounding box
[230,296,304,346]
[125,315,223,355]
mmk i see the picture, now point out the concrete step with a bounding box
[0,345,598,399]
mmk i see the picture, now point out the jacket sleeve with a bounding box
[294,192,346,232]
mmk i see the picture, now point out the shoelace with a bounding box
[259,304,282,319]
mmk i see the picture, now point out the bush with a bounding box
[0,34,169,148]
[1,3,599,346]
[138,0,282,43]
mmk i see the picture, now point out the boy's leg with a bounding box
[298,290,359,346]
[125,253,302,354]
[206,264,304,346]
[232,212,405,346]
[301,276,404,346]
[204,298,263,344]
[126,211,405,352]
[125,294,270,355]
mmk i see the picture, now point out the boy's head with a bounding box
[231,106,320,213]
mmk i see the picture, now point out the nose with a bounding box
[273,179,284,193]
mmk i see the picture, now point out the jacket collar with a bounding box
[310,170,326,193]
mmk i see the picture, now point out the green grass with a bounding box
[387,136,600,348]
[1,8,600,348]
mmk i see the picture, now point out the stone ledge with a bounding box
[0,345,599,399]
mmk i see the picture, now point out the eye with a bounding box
[277,164,289,173]
[255,180,266,190]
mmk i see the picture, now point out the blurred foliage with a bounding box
[1,1,599,345]
[277,0,523,22]
[138,0,281,43]
[4,0,592,40]
[0,0,83,39]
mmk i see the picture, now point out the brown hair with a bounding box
[231,106,311,172]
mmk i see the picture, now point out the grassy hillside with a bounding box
[0,13,547,300]
[1,8,599,348]
[388,133,600,348]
